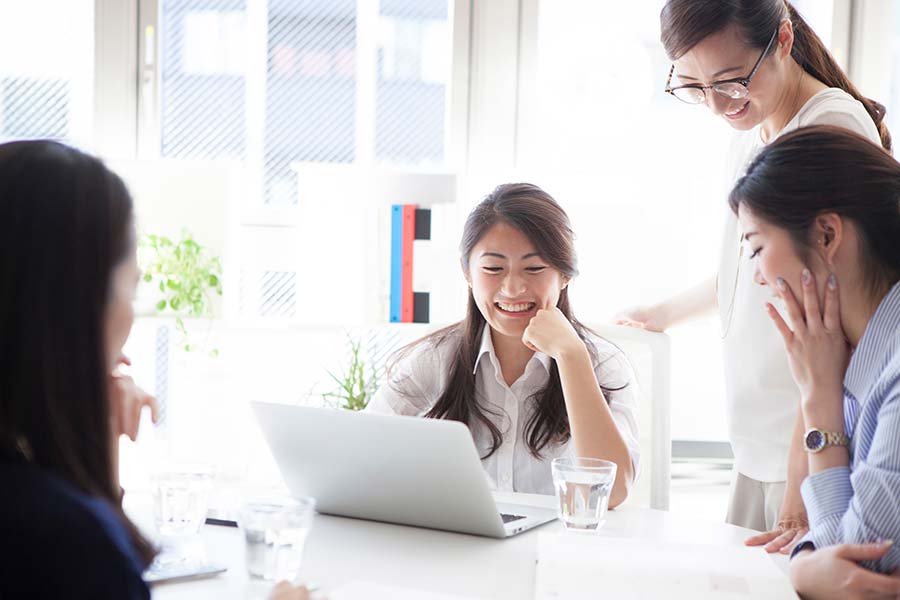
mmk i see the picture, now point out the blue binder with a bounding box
[389,205,404,322]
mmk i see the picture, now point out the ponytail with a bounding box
[785,2,892,152]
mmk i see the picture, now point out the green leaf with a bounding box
[139,230,223,357]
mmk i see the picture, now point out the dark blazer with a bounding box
[0,449,150,599]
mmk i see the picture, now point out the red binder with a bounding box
[401,205,416,322]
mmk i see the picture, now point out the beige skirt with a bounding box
[725,470,786,531]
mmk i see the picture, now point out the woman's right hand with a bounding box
[614,277,717,332]
[790,542,900,600]
[109,355,159,441]
[614,304,668,332]
[268,582,313,600]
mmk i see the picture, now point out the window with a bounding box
[886,1,900,137]
[0,0,94,148]
[155,0,452,206]
[147,0,456,333]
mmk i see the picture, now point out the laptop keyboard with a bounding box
[500,513,526,524]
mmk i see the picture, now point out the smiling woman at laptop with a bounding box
[368,183,639,504]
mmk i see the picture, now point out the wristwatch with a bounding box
[803,427,850,453]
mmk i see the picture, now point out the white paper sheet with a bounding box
[330,581,488,600]
[534,533,798,599]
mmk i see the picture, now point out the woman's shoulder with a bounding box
[369,325,463,415]
[581,330,636,386]
[393,325,462,376]
[796,88,880,142]
[0,461,149,598]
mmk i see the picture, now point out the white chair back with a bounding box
[591,324,671,510]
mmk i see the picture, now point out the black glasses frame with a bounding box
[664,29,779,104]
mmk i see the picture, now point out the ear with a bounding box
[561,276,570,290]
[777,18,795,60]
[812,213,843,267]
[461,258,472,288]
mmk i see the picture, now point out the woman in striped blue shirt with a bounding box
[729,125,900,599]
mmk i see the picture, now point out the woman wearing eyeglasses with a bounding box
[617,0,891,553]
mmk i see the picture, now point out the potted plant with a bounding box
[140,230,223,355]
[322,336,381,411]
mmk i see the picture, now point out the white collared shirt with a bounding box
[366,325,641,495]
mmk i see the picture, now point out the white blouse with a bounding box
[717,87,882,482]
[366,325,641,495]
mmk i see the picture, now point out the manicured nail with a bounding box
[801,269,811,285]
[828,273,837,289]
[776,277,786,291]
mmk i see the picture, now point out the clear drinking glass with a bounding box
[551,457,617,532]
[239,496,316,582]
[151,463,214,538]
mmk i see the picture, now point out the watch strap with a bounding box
[823,430,850,448]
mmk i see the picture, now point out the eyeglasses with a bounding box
[664,29,778,105]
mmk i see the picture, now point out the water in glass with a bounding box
[241,497,315,582]
[551,457,617,532]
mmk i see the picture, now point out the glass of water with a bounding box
[551,457,617,532]
[239,496,316,582]
[151,463,214,538]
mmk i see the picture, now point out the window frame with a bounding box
[108,0,471,226]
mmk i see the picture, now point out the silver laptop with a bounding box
[252,402,556,538]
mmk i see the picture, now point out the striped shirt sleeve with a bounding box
[799,387,900,573]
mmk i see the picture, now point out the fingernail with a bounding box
[776,277,786,291]
[828,273,837,289]
[801,269,811,285]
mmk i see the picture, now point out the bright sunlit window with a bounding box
[0,0,94,148]
[887,1,900,136]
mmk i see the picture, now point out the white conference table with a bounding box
[133,492,793,600]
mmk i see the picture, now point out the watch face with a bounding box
[805,429,825,451]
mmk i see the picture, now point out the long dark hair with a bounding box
[660,0,892,152]
[0,140,155,566]
[392,183,618,459]
[729,125,900,293]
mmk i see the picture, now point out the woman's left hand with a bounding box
[768,270,850,405]
[522,306,584,360]
[791,543,900,600]
[745,515,809,555]
[109,355,160,441]
[746,480,809,554]
[268,582,313,600]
